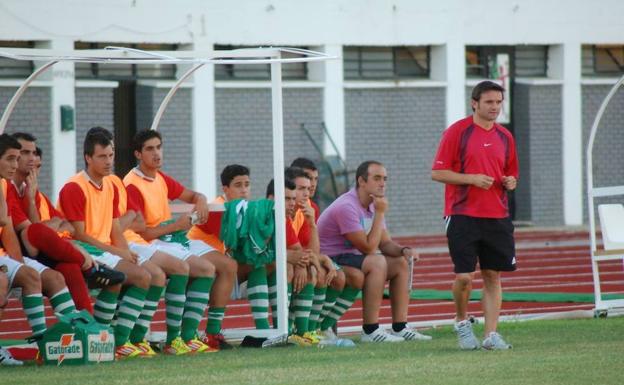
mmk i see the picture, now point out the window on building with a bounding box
[582,45,624,76]
[343,46,430,80]
[0,41,35,78]
[515,46,548,77]
[466,45,548,78]
[214,45,308,80]
[74,42,178,80]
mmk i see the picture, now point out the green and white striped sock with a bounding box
[247,266,270,329]
[318,286,340,326]
[93,289,119,325]
[114,286,147,347]
[49,288,77,316]
[130,285,164,344]
[164,274,188,344]
[181,277,213,341]
[205,307,225,334]
[308,286,326,331]
[293,283,314,336]
[22,294,46,336]
[320,286,360,331]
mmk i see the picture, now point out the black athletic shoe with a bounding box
[85,264,126,288]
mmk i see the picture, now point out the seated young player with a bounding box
[188,164,275,331]
[0,271,22,366]
[0,134,78,346]
[58,130,157,359]
[124,129,235,351]
[285,167,344,342]
[9,132,123,313]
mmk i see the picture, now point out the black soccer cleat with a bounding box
[85,264,126,288]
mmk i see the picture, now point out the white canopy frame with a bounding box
[585,73,624,316]
[0,46,334,341]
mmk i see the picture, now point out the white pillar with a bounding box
[431,42,466,127]
[549,43,583,225]
[46,39,76,199]
[190,40,217,198]
[319,44,345,158]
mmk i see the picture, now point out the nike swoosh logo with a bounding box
[484,143,492,147]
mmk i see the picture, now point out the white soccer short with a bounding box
[151,239,215,261]
[0,255,49,288]
[90,252,123,269]
[128,242,159,265]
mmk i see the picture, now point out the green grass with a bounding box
[2,317,624,385]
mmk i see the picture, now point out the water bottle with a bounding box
[335,338,356,348]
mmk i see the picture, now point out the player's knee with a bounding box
[330,271,346,291]
[43,269,67,290]
[150,267,167,286]
[170,258,190,276]
[197,259,216,277]
[223,256,238,276]
[346,270,364,289]
[455,274,472,288]
[17,266,41,292]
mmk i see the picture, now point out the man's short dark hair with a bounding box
[265,178,296,198]
[35,146,42,158]
[285,166,310,183]
[133,129,162,153]
[11,132,37,143]
[87,126,114,141]
[0,134,22,158]
[290,157,317,172]
[471,81,505,103]
[355,160,383,188]
[221,164,250,187]
[84,131,112,159]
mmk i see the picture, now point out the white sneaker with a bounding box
[454,319,480,350]
[319,328,338,341]
[391,327,432,341]
[0,346,23,366]
[360,328,404,343]
[482,332,512,350]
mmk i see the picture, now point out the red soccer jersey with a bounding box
[310,200,320,222]
[432,116,519,218]
[6,182,30,227]
[285,217,299,247]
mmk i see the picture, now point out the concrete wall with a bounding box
[214,88,324,199]
[345,87,446,235]
[582,84,624,223]
[0,86,52,196]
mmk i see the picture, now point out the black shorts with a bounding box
[329,253,365,270]
[446,215,516,274]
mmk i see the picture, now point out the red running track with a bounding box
[2,229,623,338]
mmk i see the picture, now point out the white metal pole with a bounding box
[585,73,624,310]
[271,56,289,336]
[0,60,57,134]
[150,63,205,131]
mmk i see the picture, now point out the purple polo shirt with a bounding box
[318,188,386,256]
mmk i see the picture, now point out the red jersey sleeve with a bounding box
[125,184,145,216]
[432,126,460,171]
[159,171,185,200]
[197,211,223,235]
[58,182,87,222]
[285,218,299,247]
[505,134,520,179]
[6,183,28,227]
[297,220,311,247]
[112,184,120,219]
